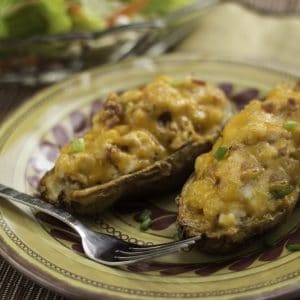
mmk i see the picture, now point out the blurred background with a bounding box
[0,0,299,85]
[178,1,300,70]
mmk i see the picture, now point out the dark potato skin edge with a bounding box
[40,142,211,216]
[177,175,298,254]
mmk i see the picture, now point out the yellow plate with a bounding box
[0,55,300,300]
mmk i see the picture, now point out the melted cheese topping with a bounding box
[49,76,232,188]
[184,84,300,232]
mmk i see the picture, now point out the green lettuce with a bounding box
[68,4,105,31]
[2,0,71,38]
[123,0,196,16]
[0,20,8,39]
[0,0,190,40]
[39,0,72,35]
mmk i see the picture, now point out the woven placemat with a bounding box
[0,85,66,300]
[0,258,64,300]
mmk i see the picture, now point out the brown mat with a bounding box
[0,84,66,300]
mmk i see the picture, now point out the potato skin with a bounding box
[177,84,300,254]
[40,76,234,216]
[40,142,211,216]
[177,175,297,254]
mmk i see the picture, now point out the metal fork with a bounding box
[0,184,200,266]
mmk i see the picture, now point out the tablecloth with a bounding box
[178,1,300,68]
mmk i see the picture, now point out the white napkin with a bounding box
[177,3,300,69]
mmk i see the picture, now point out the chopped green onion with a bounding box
[138,209,152,222]
[214,147,228,160]
[272,186,295,199]
[71,138,85,153]
[283,121,298,130]
[171,81,180,88]
[173,232,181,241]
[286,244,300,252]
[126,101,134,109]
[140,218,152,231]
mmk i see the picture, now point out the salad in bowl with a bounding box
[0,0,200,83]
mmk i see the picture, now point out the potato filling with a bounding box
[46,76,232,195]
[183,84,300,234]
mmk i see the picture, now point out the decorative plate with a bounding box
[0,55,300,300]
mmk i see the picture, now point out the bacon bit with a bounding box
[240,161,252,172]
[106,115,121,128]
[107,0,150,27]
[104,98,123,116]
[287,98,297,111]
[106,145,120,171]
[240,161,260,181]
[192,79,206,86]
[269,172,288,184]
[215,176,221,186]
[270,173,280,182]
[261,102,274,113]
[288,98,296,106]
[100,96,124,127]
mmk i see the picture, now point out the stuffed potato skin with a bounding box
[41,142,210,215]
[177,84,300,253]
[40,76,233,215]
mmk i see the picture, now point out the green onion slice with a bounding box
[283,121,298,130]
[173,232,181,241]
[171,81,180,88]
[214,147,228,160]
[272,186,294,199]
[71,138,85,153]
[286,244,300,252]
[140,218,152,231]
[126,101,134,109]
[138,209,152,222]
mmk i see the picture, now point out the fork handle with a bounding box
[0,183,84,231]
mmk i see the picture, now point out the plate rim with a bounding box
[1,221,300,300]
[0,54,300,300]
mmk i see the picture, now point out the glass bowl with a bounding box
[0,0,216,85]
